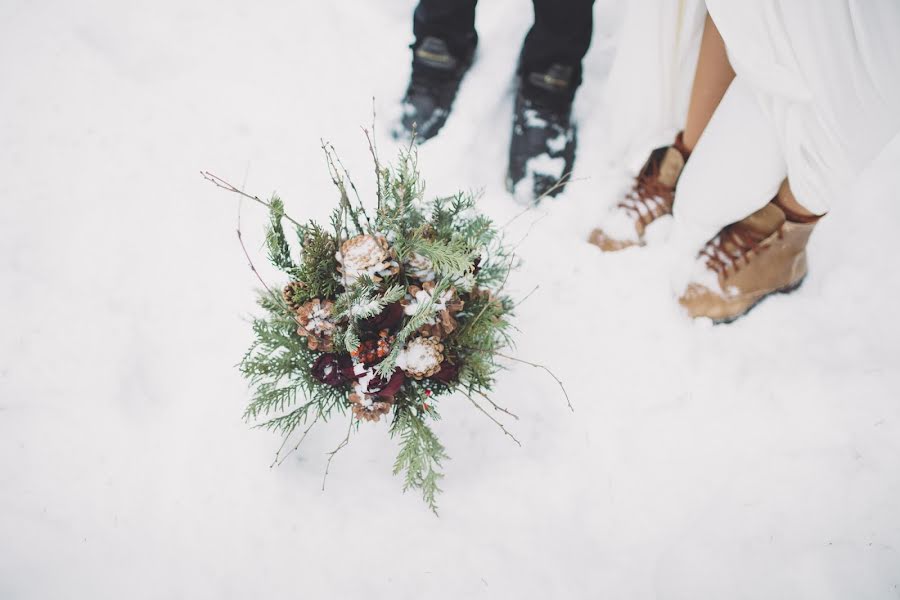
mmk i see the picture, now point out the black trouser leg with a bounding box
[520,0,595,96]
[413,0,479,59]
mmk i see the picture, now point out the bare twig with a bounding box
[513,285,540,309]
[512,211,548,252]
[322,415,354,491]
[236,201,274,295]
[332,148,372,230]
[321,141,365,235]
[370,96,380,166]
[495,352,573,412]
[457,251,517,338]
[463,391,521,446]
[501,172,587,230]
[201,170,303,228]
[473,388,519,420]
[365,97,384,212]
[271,412,322,468]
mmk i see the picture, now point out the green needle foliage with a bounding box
[238,142,517,514]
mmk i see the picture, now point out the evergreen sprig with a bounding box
[391,406,448,514]
[235,141,521,514]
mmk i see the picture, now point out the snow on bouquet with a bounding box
[204,138,565,512]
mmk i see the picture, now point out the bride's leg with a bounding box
[682,13,735,152]
[588,12,736,252]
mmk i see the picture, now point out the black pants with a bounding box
[413,0,595,93]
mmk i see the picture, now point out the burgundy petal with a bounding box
[311,353,353,387]
[431,361,460,384]
[372,369,406,398]
[359,302,405,334]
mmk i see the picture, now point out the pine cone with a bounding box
[404,252,436,283]
[295,299,337,352]
[335,234,399,284]
[405,282,464,339]
[397,336,445,380]
[282,281,305,311]
[349,393,393,422]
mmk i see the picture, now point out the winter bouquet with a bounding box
[203,141,532,512]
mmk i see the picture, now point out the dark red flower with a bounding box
[359,302,405,335]
[472,256,482,276]
[365,368,406,398]
[431,361,460,384]
[311,353,353,387]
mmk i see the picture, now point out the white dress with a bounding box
[605,0,900,251]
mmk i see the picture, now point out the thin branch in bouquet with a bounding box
[494,352,573,412]
[511,211,548,253]
[457,251,517,338]
[513,284,540,309]
[364,97,384,212]
[463,391,521,446]
[322,141,368,234]
[500,171,587,230]
[234,184,274,297]
[472,388,519,421]
[333,146,373,232]
[201,171,303,229]
[271,411,322,468]
[322,414,354,491]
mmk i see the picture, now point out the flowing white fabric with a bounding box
[605,0,706,168]
[606,0,900,251]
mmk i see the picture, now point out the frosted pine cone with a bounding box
[397,336,445,380]
[335,234,399,284]
[349,393,393,422]
[295,299,337,352]
[282,281,305,311]
[404,252,436,283]
[405,282,464,339]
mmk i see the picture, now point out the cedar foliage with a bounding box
[239,144,515,513]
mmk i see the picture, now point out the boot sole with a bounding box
[712,275,807,325]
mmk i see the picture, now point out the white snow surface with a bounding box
[2,1,900,599]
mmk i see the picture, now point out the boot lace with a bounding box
[700,223,781,276]
[617,165,675,227]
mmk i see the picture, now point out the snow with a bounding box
[2,1,900,599]
[404,286,452,321]
[512,152,566,205]
[396,338,442,376]
[546,130,569,153]
[523,107,548,128]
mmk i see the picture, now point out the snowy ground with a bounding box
[2,1,900,598]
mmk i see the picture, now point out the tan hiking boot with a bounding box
[588,134,689,251]
[679,199,819,323]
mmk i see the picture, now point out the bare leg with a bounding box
[682,14,736,152]
[776,179,821,221]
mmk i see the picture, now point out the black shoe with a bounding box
[506,64,577,204]
[394,36,476,143]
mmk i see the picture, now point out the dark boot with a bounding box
[395,32,476,142]
[506,63,578,203]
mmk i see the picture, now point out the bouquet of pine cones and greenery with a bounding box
[204,139,563,513]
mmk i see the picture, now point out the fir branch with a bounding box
[293,222,339,302]
[391,407,447,514]
[403,237,473,278]
[265,196,299,276]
